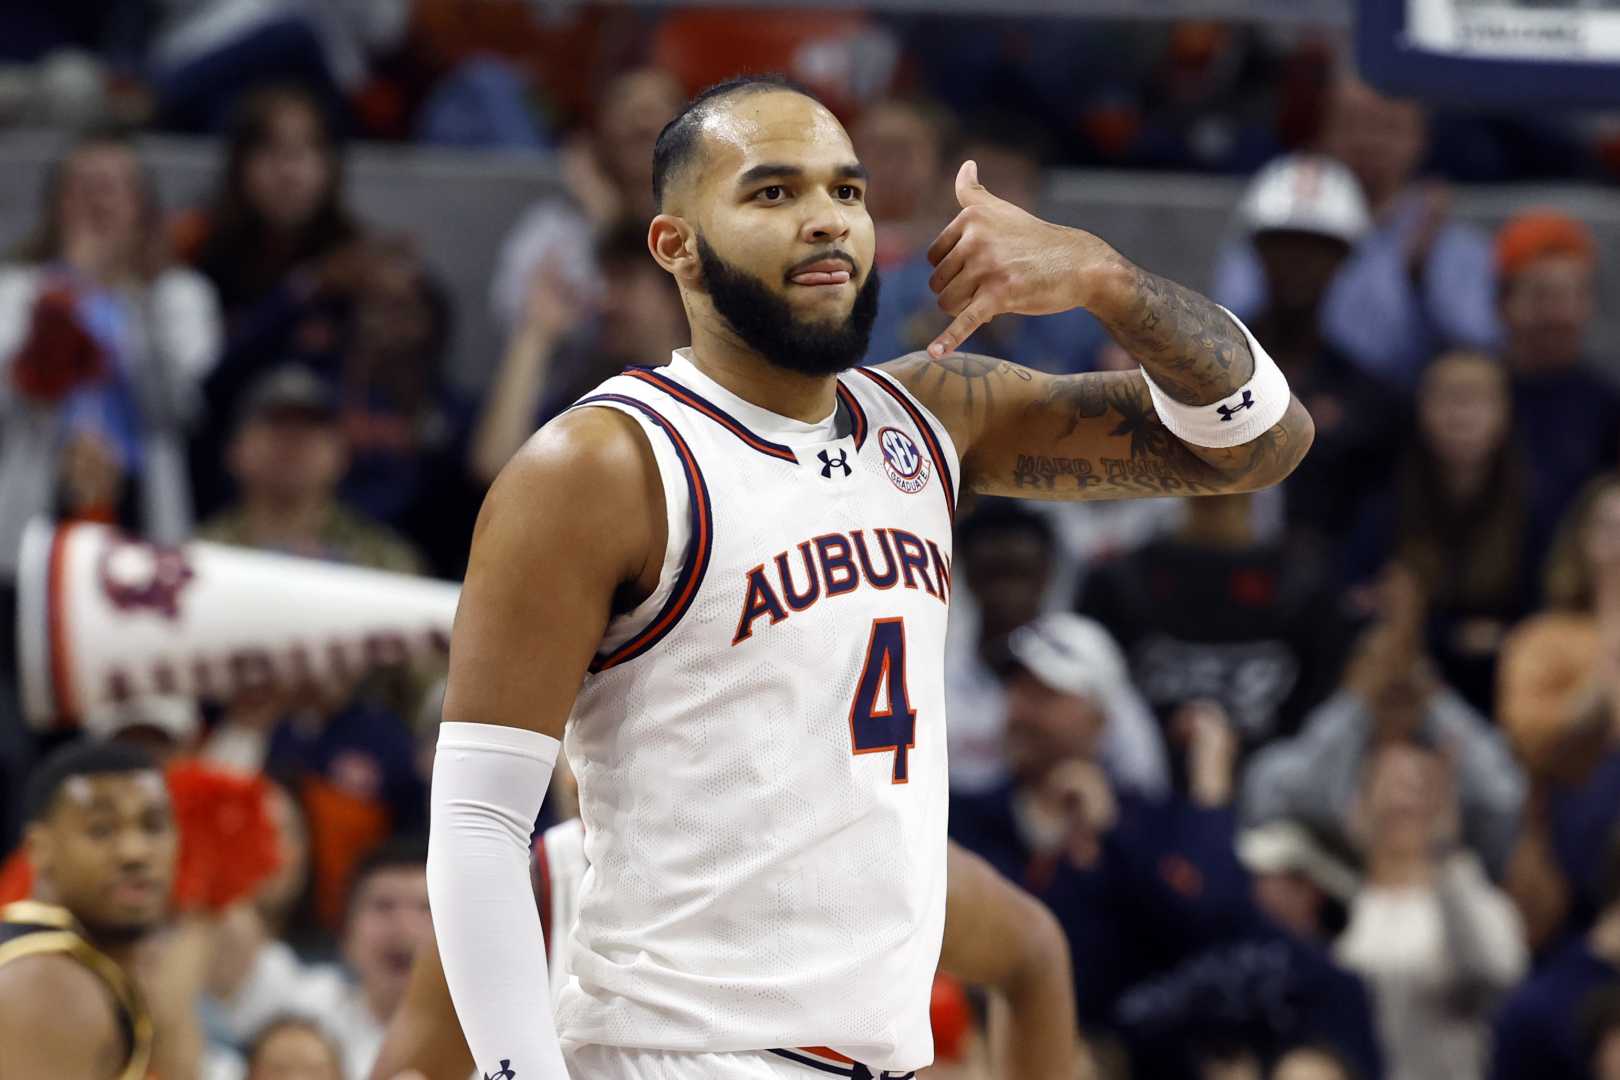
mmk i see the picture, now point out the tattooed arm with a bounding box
[889,161,1313,500]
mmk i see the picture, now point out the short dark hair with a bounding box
[651,73,820,209]
[346,835,429,914]
[24,740,163,824]
[956,498,1057,557]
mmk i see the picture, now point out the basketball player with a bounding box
[0,741,179,1079]
[371,833,1077,1079]
[427,74,1313,1080]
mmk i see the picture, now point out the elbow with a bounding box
[1006,892,1072,998]
[1234,396,1314,493]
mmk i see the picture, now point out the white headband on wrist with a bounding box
[1138,306,1291,449]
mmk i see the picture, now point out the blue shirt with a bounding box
[1490,938,1618,1080]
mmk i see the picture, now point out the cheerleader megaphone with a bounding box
[16,519,459,730]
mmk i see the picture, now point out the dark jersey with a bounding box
[0,900,151,1080]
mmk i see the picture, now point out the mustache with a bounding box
[785,250,858,278]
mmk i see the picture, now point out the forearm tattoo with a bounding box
[1096,265,1255,405]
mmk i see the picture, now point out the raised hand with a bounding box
[924,160,1121,359]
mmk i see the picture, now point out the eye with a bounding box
[756,185,786,203]
[87,821,116,841]
[837,184,863,202]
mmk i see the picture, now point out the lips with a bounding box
[789,258,854,287]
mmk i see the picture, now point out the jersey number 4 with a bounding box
[849,617,917,783]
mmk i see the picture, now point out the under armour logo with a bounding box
[484,1061,516,1080]
[1216,390,1254,422]
[819,448,851,478]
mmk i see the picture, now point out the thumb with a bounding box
[954,159,994,208]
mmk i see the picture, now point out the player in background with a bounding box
[0,742,201,1080]
[371,836,1080,1079]
[428,75,1311,1080]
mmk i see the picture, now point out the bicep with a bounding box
[442,408,661,740]
[0,956,123,1079]
[881,354,1306,501]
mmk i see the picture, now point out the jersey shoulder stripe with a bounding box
[624,367,798,462]
[574,392,714,672]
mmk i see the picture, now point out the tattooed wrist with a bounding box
[1091,262,1255,406]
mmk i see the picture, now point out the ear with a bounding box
[648,215,700,286]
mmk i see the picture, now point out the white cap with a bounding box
[1005,613,1129,704]
[1238,153,1371,246]
[1236,821,1360,902]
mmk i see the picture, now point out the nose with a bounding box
[800,192,851,246]
[115,826,154,867]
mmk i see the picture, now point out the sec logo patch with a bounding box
[878,426,930,495]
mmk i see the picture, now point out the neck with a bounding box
[684,319,840,423]
[1364,844,1434,888]
[242,496,331,548]
[1437,459,1490,503]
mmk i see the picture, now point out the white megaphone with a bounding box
[15,519,460,730]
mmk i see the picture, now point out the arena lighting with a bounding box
[14,520,459,730]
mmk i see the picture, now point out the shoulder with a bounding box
[474,405,662,575]
[874,349,1031,451]
[0,950,121,1037]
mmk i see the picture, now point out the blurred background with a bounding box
[3,1,1620,1078]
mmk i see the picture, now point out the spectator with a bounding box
[486,67,683,338]
[199,365,428,926]
[243,1016,344,1080]
[200,364,422,572]
[1344,350,1537,714]
[1215,73,1500,388]
[0,127,222,578]
[1103,706,1385,1080]
[1500,475,1620,950]
[851,96,955,271]
[335,237,479,577]
[1077,492,1351,763]
[1243,566,1525,877]
[470,219,685,488]
[944,503,1166,796]
[1335,742,1527,1080]
[1491,828,1620,1080]
[323,838,431,1079]
[1495,210,1620,542]
[1225,153,1408,544]
[865,110,1107,374]
[150,1,409,134]
[183,84,367,513]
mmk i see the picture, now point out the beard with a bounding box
[697,235,880,377]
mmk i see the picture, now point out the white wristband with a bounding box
[1138,307,1291,449]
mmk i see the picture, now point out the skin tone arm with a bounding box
[0,955,128,1079]
[942,843,1082,1079]
[370,842,1083,1080]
[881,162,1314,501]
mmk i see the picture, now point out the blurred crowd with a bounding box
[1,4,1620,1080]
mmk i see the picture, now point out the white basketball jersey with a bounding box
[551,350,958,1072]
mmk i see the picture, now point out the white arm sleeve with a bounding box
[427,721,569,1079]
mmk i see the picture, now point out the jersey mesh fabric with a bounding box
[554,357,958,1071]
